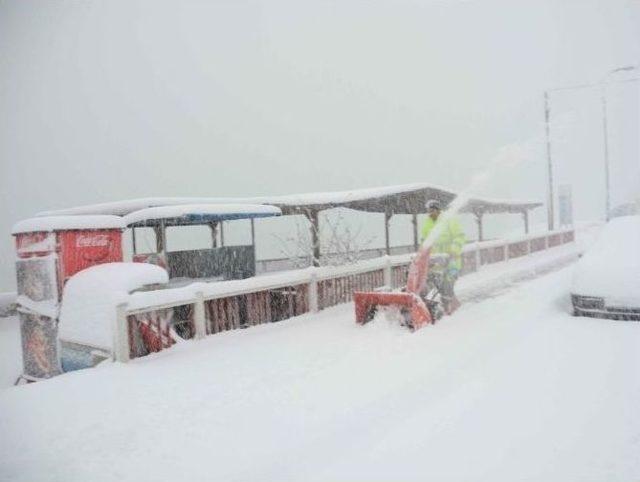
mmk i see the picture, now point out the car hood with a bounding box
[571,216,640,307]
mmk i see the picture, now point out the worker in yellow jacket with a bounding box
[420,199,466,314]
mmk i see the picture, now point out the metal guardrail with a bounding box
[113,228,575,362]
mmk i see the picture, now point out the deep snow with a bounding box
[1,265,638,482]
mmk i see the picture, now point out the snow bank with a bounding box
[458,243,579,301]
[59,263,169,350]
[123,203,281,226]
[11,215,125,234]
[571,216,640,306]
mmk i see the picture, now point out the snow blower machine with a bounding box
[353,247,449,331]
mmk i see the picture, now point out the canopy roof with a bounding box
[260,184,541,216]
[37,183,541,219]
[124,204,282,228]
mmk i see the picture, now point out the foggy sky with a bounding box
[1,0,639,291]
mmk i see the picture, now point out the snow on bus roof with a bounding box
[123,204,282,227]
[12,215,126,235]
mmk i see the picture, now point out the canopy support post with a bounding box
[159,220,167,255]
[474,211,484,242]
[412,213,419,252]
[219,221,225,247]
[131,227,137,255]
[152,221,167,254]
[523,210,529,235]
[250,218,256,246]
[384,211,392,256]
[308,210,320,267]
[153,226,163,253]
[208,222,218,248]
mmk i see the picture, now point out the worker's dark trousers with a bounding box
[439,271,459,305]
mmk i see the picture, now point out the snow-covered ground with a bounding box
[1,261,638,482]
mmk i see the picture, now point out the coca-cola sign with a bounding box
[75,234,110,248]
[16,232,55,257]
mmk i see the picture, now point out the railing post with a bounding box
[308,271,319,313]
[114,302,130,363]
[383,255,392,288]
[194,291,207,339]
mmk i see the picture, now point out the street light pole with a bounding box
[545,66,638,228]
[543,82,595,232]
[601,65,638,221]
[544,90,554,231]
[601,86,611,220]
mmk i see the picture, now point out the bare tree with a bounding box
[271,210,376,268]
[271,217,313,269]
[321,211,376,266]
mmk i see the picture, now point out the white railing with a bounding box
[113,228,575,362]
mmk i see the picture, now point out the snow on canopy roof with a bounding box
[12,215,125,235]
[258,183,452,207]
[254,184,541,215]
[124,204,282,227]
[463,198,543,215]
[35,184,541,218]
[37,197,248,217]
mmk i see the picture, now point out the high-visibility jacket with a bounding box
[420,216,466,270]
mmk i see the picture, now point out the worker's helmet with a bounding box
[425,199,441,211]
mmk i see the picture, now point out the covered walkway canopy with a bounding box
[256,184,541,262]
[38,183,541,265]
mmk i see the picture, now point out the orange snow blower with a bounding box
[354,247,446,331]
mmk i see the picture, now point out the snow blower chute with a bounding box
[354,247,444,331]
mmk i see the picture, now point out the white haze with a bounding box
[1,0,639,291]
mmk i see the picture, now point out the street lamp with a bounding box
[544,82,596,230]
[601,65,638,220]
[544,65,639,229]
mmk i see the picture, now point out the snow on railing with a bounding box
[113,228,575,362]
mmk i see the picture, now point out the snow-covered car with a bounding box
[58,262,170,371]
[571,215,640,320]
[609,200,639,219]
